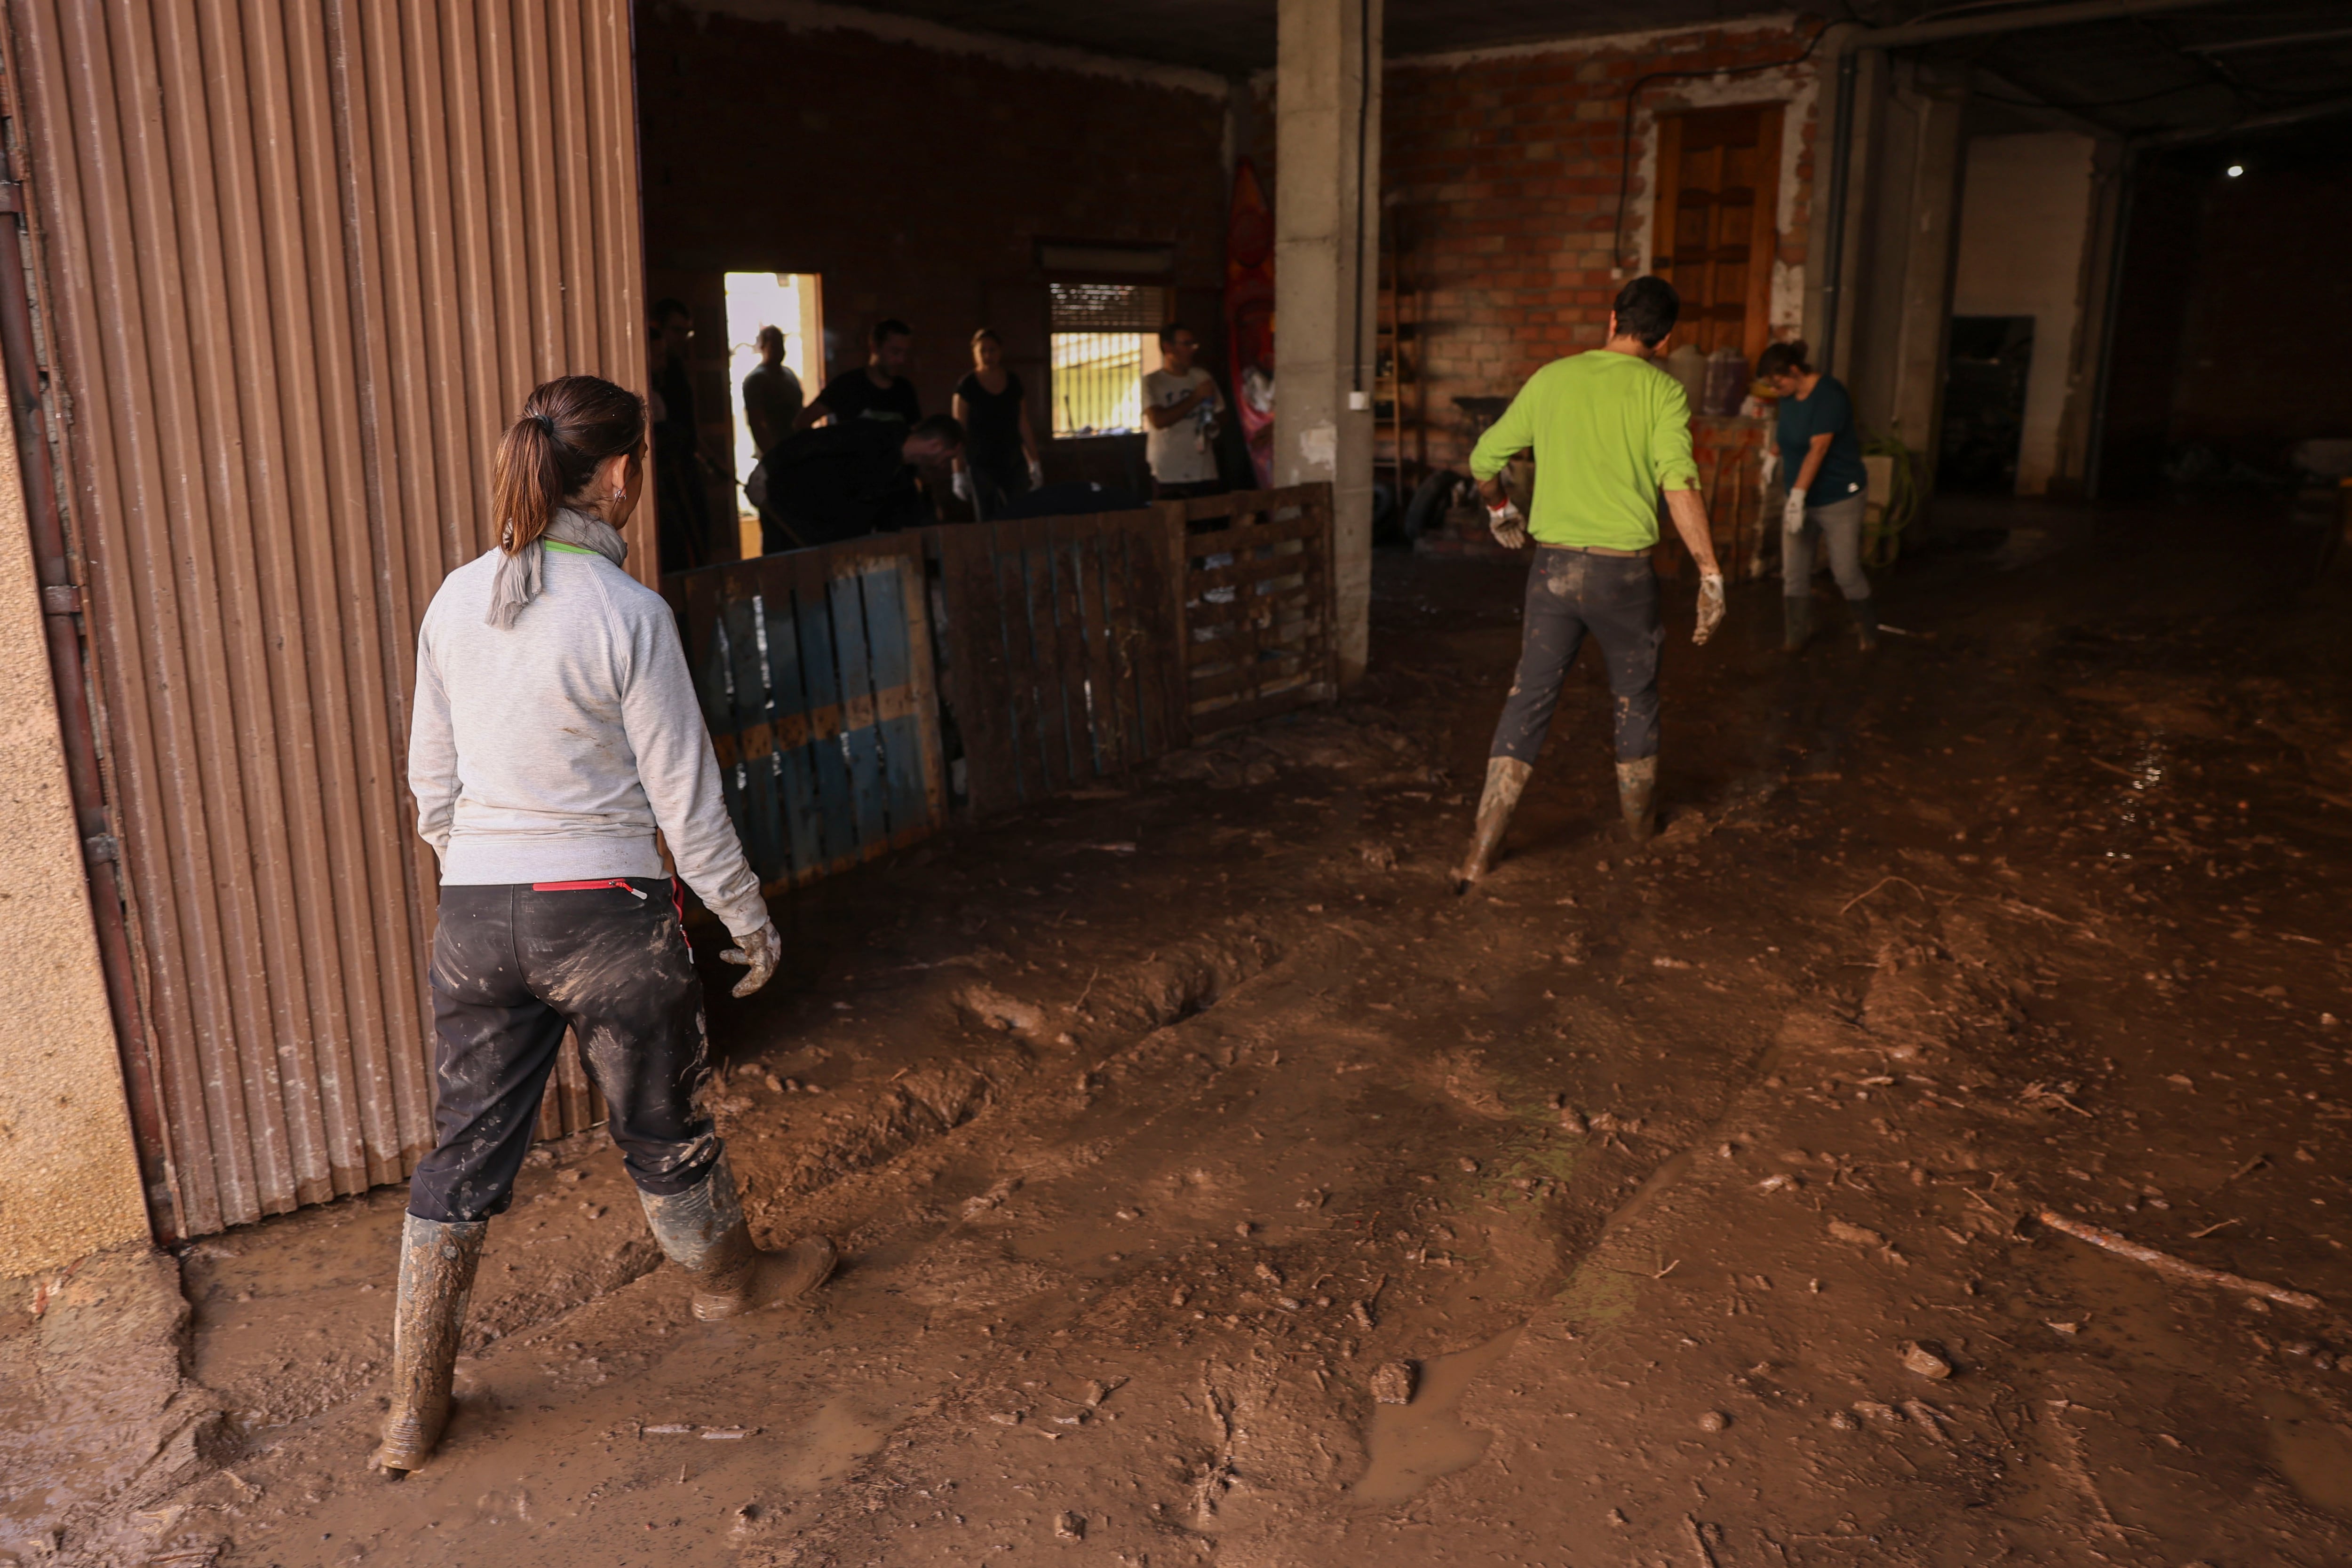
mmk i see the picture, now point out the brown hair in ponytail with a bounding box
[492,374,647,553]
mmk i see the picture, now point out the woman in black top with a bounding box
[952,328,1043,518]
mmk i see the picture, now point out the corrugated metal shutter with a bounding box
[6,0,652,1240]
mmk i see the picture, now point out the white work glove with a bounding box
[720,919,781,998]
[1027,456,1045,490]
[1694,570,1727,646]
[1782,487,1808,534]
[951,468,972,503]
[1486,499,1529,551]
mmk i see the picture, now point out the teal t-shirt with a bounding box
[1775,374,1867,503]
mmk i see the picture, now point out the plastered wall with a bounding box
[1952,131,2098,495]
[0,422,149,1277]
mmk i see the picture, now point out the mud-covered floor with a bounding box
[12,498,2352,1568]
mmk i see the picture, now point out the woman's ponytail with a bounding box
[492,376,648,554]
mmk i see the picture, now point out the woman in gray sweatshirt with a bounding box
[378,374,833,1477]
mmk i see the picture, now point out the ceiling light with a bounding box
[2225,164,2244,177]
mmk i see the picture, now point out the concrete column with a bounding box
[1843,60,1969,484]
[1272,0,1381,684]
[0,396,150,1276]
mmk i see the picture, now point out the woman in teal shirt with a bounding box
[1759,341,1874,651]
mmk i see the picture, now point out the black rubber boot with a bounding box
[1781,595,1813,653]
[1853,596,1879,652]
[1452,756,1534,892]
[1617,756,1658,846]
[638,1152,835,1321]
[375,1213,487,1475]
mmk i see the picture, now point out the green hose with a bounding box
[1861,429,1921,569]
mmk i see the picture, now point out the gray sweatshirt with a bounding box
[408,545,768,941]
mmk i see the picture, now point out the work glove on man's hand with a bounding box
[951,469,973,504]
[1486,499,1530,551]
[1782,488,1808,534]
[721,920,783,998]
[1694,570,1727,646]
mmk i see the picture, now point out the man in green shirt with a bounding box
[1452,276,1727,891]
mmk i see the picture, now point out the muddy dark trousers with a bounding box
[1458,548,1665,887]
[1490,547,1664,767]
[408,878,719,1224]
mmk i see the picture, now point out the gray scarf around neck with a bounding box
[485,507,628,628]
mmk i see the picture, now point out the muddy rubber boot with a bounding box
[1617,756,1659,847]
[1853,596,1880,652]
[1781,595,1813,653]
[374,1213,487,1476]
[1451,755,1534,893]
[638,1152,836,1321]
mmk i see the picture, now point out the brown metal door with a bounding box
[4,0,652,1241]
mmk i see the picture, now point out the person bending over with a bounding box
[1757,340,1875,652]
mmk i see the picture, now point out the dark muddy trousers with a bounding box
[408,879,721,1224]
[1489,546,1663,765]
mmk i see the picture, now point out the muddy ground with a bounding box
[9,498,2352,1568]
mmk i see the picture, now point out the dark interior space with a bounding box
[635,1,1237,559]
[2098,115,2352,497]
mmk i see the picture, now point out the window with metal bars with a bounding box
[1049,282,1166,437]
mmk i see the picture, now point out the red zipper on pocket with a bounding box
[529,878,649,900]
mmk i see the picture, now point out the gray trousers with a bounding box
[1488,546,1662,765]
[1784,491,1870,600]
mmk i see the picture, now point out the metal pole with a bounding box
[1818,44,1861,375]
[2082,144,2136,501]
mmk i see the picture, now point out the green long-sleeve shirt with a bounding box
[1467,349,1701,551]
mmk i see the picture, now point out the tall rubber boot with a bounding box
[1452,755,1534,893]
[1781,594,1813,653]
[638,1150,836,1321]
[374,1213,488,1475]
[1617,756,1658,846]
[1852,596,1880,652]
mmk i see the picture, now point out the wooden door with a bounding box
[1652,105,1784,364]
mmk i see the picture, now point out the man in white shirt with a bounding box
[1140,324,1226,499]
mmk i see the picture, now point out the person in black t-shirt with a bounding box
[648,297,718,572]
[762,414,962,551]
[951,328,1043,519]
[799,318,922,432]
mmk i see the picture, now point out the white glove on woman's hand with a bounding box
[951,469,972,503]
[1782,488,1808,534]
[1027,457,1045,489]
[1694,570,1727,646]
[1486,500,1530,551]
[720,920,782,998]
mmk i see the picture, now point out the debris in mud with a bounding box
[1828,1220,1888,1247]
[2036,1210,2324,1309]
[1054,1510,1085,1540]
[1900,1342,1954,1380]
[1697,1410,1730,1433]
[1371,1362,1417,1405]
[1359,841,1399,871]
[957,985,1045,1035]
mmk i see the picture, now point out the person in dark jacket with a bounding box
[762,413,962,550]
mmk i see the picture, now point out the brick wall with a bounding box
[636,3,1232,550]
[1382,25,1822,470]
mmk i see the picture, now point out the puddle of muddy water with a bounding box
[1352,1326,1523,1508]
[2259,1388,2352,1520]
